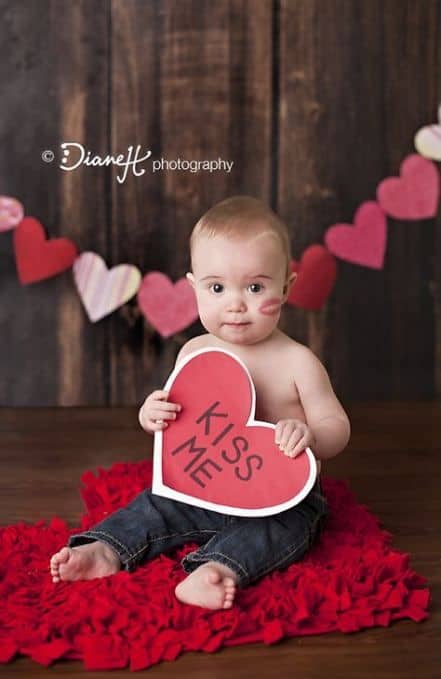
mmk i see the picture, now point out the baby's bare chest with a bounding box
[243,361,305,424]
[195,336,307,424]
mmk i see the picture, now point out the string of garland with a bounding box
[1,111,440,338]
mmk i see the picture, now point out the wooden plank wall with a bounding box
[0,0,439,406]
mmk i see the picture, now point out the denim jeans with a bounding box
[68,476,329,588]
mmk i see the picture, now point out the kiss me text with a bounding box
[169,401,264,488]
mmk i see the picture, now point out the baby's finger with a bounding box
[148,419,168,432]
[291,437,307,458]
[154,401,182,413]
[149,390,170,402]
[274,421,287,444]
[284,431,303,457]
[279,426,296,450]
[149,408,178,421]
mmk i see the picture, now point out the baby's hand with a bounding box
[138,390,182,433]
[275,419,316,458]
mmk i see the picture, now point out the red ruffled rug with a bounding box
[0,460,430,671]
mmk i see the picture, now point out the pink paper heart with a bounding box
[324,201,387,269]
[137,272,198,338]
[0,196,24,232]
[73,252,141,322]
[377,154,439,220]
[152,348,317,516]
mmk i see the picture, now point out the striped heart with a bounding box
[73,252,141,322]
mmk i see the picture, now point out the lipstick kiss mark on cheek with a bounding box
[258,297,282,316]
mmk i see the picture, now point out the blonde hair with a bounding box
[190,196,292,277]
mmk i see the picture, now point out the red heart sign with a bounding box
[14,217,78,284]
[152,349,317,516]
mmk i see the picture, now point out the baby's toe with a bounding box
[50,547,72,581]
[206,569,222,585]
[224,579,236,608]
[50,565,59,578]
[51,546,71,566]
[50,562,61,582]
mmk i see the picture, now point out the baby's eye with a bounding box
[209,282,224,294]
[248,283,263,293]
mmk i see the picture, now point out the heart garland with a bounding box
[1,108,440,333]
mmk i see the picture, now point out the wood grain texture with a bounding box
[108,0,273,404]
[0,0,111,406]
[55,0,111,406]
[0,0,439,405]
[0,403,439,676]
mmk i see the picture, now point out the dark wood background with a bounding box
[0,0,440,406]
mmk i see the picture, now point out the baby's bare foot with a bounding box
[175,561,237,610]
[49,542,121,583]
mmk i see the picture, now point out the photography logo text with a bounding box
[41,143,234,183]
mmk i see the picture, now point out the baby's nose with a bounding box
[227,295,247,311]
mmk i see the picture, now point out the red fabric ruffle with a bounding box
[0,460,430,671]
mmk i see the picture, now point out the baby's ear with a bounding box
[282,272,297,300]
[186,272,195,288]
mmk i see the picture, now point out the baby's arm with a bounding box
[293,347,351,461]
[138,337,202,434]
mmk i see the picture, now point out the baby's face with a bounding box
[188,232,291,346]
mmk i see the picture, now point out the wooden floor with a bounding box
[0,404,440,678]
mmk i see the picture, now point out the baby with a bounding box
[50,196,350,610]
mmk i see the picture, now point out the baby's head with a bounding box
[189,196,293,280]
[187,196,296,346]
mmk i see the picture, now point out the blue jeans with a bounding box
[68,477,329,588]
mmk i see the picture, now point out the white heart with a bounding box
[415,126,441,161]
[414,106,441,161]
